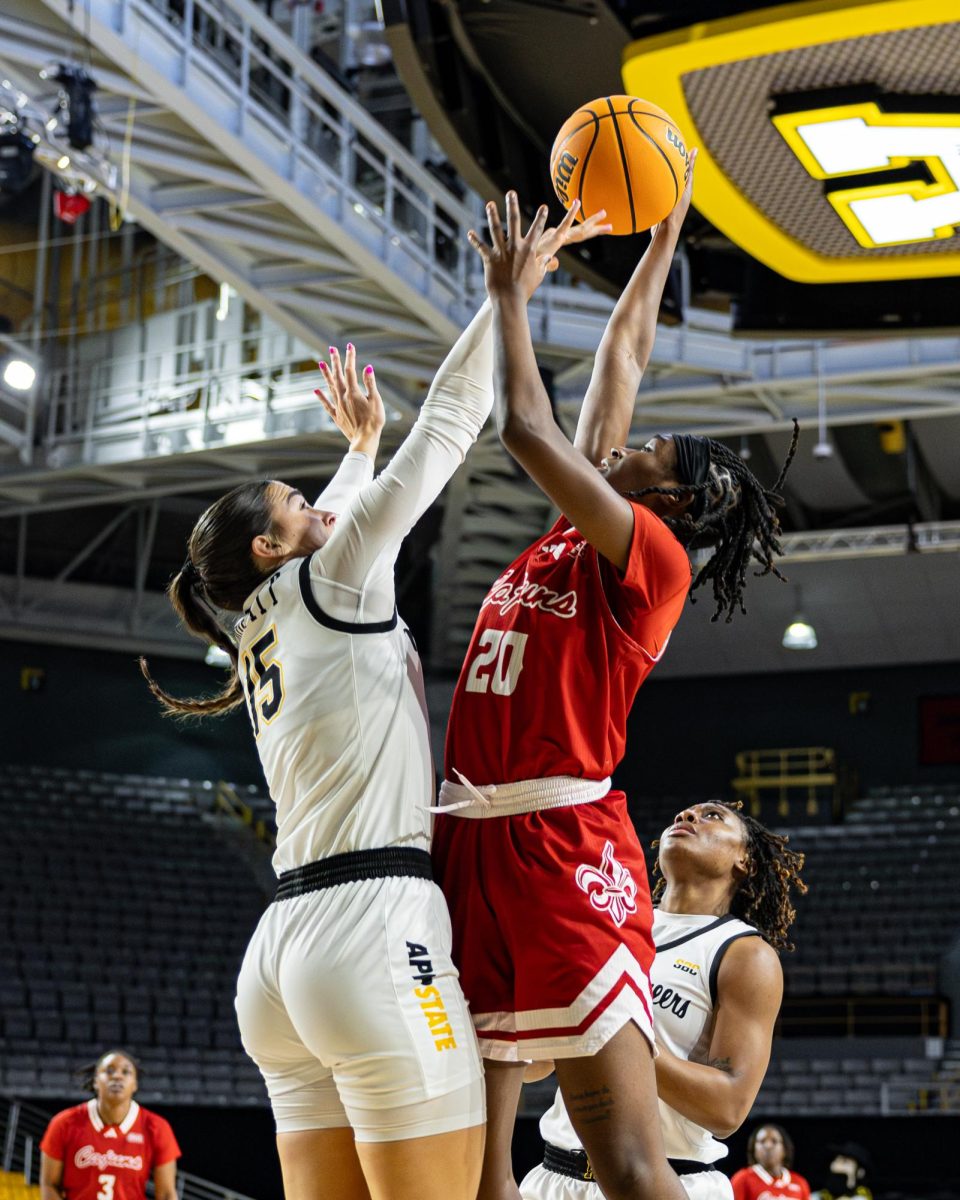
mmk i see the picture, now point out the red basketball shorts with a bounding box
[432,791,655,1061]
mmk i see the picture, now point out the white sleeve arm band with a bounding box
[313,451,375,515]
[311,302,494,616]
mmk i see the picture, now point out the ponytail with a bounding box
[141,480,276,718]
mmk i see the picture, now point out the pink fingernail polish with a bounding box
[329,347,336,355]
[364,365,373,376]
[318,362,327,371]
[347,343,354,352]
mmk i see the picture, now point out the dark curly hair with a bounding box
[77,1048,141,1094]
[747,1122,795,1168]
[652,800,807,952]
[630,421,800,623]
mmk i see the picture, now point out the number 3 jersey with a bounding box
[445,502,691,785]
[40,1101,180,1200]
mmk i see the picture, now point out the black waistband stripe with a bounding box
[275,847,432,900]
[542,1143,713,1182]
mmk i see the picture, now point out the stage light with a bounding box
[782,618,818,650]
[56,154,70,169]
[782,590,818,651]
[3,359,37,391]
[205,645,232,668]
[53,65,97,152]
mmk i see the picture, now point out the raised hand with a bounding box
[467,192,553,302]
[316,343,385,455]
[655,146,697,239]
[537,200,612,271]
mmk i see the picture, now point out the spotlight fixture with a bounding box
[51,64,97,152]
[2,359,37,391]
[205,644,231,668]
[782,588,818,651]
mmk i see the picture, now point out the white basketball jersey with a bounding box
[232,302,495,876]
[538,911,759,1163]
[236,557,432,874]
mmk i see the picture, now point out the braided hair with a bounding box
[651,800,807,952]
[629,422,800,623]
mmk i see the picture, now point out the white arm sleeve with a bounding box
[313,450,374,514]
[309,302,494,622]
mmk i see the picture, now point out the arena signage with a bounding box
[621,0,960,282]
[772,102,960,250]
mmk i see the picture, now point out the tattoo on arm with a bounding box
[707,1057,733,1074]
[567,1085,615,1126]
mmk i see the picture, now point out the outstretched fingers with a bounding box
[525,202,550,251]
[554,198,581,240]
[486,200,506,255]
[343,342,359,394]
[466,229,491,263]
[505,190,524,248]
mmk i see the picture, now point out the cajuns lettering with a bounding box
[481,570,577,619]
[74,1147,144,1171]
[407,942,457,1051]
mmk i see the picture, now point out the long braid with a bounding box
[651,800,807,952]
[630,421,800,622]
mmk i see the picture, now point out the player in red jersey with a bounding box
[731,1125,811,1200]
[40,1050,180,1200]
[432,156,800,1200]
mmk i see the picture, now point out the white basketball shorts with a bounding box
[235,874,485,1141]
[519,1164,733,1200]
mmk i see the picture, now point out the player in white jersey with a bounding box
[518,802,806,1200]
[140,213,607,1200]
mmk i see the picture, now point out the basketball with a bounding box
[550,95,689,235]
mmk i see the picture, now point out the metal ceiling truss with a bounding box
[0,0,478,356]
[2,488,957,664]
[0,0,959,668]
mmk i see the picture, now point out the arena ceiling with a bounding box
[0,0,957,677]
[383,0,960,332]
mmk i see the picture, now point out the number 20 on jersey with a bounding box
[464,630,528,696]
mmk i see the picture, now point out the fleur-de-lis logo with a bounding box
[575,840,638,928]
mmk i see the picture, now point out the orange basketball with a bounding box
[550,96,689,235]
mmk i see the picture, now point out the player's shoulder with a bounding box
[139,1106,173,1133]
[43,1102,88,1143]
[623,500,691,586]
[719,928,782,979]
[50,1102,89,1128]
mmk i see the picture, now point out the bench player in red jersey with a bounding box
[731,1126,811,1200]
[432,157,800,1200]
[40,1050,180,1200]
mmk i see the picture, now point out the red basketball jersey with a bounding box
[445,503,690,784]
[730,1166,812,1200]
[41,1101,180,1200]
